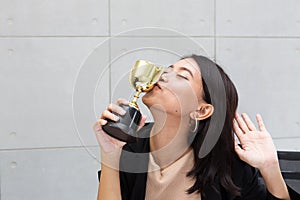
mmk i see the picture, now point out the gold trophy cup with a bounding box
[102,60,165,143]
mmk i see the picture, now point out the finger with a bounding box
[241,113,257,131]
[97,119,107,126]
[93,119,107,132]
[136,115,147,132]
[93,122,101,132]
[96,132,115,153]
[234,139,245,159]
[233,120,244,141]
[116,98,130,106]
[256,114,267,132]
[139,115,147,127]
[101,110,120,122]
[107,103,126,116]
[235,112,250,133]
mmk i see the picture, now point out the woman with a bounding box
[94,55,299,199]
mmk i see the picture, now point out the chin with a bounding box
[141,95,152,108]
[142,95,163,110]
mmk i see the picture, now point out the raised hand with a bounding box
[233,112,278,170]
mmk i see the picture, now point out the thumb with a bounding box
[137,115,147,131]
[234,140,245,159]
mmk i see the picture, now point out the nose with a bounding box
[159,73,168,82]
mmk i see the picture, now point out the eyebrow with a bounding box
[167,65,194,78]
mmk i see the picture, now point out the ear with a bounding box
[190,104,214,120]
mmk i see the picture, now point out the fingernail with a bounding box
[114,116,120,121]
[100,119,107,125]
[120,110,126,115]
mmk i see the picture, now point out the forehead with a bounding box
[173,58,201,76]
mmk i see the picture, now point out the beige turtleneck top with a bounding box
[145,149,201,200]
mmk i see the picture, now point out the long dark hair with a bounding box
[184,55,240,196]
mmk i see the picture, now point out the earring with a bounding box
[189,112,199,133]
[188,113,199,144]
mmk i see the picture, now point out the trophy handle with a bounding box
[102,104,141,143]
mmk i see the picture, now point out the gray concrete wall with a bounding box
[0,0,299,199]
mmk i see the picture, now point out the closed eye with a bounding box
[164,66,189,80]
[177,74,188,80]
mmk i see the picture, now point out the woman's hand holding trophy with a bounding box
[102,60,165,143]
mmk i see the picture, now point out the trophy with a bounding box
[102,60,165,143]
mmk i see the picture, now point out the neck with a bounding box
[149,108,191,168]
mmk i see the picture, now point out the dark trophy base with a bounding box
[102,104,141,143]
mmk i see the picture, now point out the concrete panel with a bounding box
[73,39,111,148]
[110,0,214,36]
[0,0,109,36]
[0,38,109,149]
[216,38,300,142]
[275,138,300,151]
[110,37,214,121]
[216,0,300,36]
[0,147,100,200]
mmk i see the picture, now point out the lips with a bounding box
[154,83,161,89]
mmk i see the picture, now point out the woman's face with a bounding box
[142,58,204,118]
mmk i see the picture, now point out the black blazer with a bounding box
[100,123,300,200]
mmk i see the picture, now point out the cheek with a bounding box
[164,82,199,115]
[174,84,199,113]
[141,82,199,116]
[142,90,180,112]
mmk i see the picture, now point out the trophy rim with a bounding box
[129,60,165,91]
